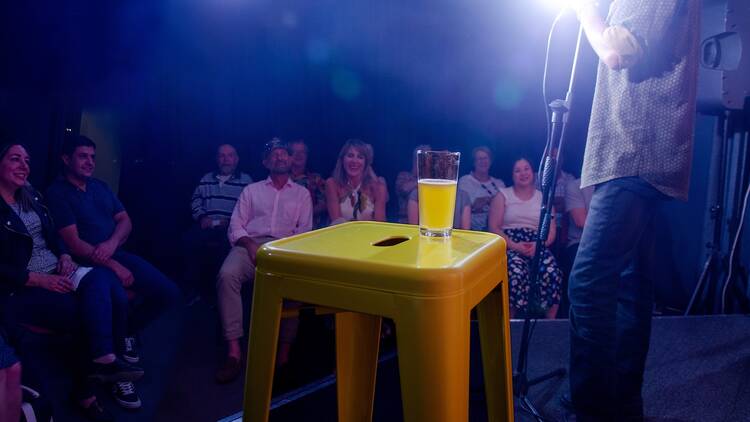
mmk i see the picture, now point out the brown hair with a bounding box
[0,143,34,212]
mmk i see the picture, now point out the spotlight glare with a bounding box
[541,0,586,12]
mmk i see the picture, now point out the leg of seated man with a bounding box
[216,245,255,383]
[113,251,181,336]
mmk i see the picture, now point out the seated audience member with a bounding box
[395,144,431,224]
[535,148,576,254]
[215,138,312,384]
[183,144,252,301]
[458,146,505,231]
[560,177,593,316]
[488,157,563,319]
[0,143,142,420]
[289,140,327,228]
[407,187,471,230]
[45,135,179,406]
[0,331,21,422]
[325,139,388,224]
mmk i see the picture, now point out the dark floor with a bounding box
[26,297,750,422]
[156,302,750,422]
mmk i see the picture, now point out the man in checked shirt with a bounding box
[566,0,700,420]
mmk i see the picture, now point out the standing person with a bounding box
[395,144,430,224]
[289,140,327,228]
[183,144,252,302]
[567,1,700,420]
[560,177,594,317]
[215,139,312,384]
[458,146,505,231]
[325,139,388,224]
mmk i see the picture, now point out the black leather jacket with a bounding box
[0,187,64,296]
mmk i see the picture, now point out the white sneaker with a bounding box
[112,381,142,409]
[123,336,140,363]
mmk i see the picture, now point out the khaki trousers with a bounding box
[216,239,298,343]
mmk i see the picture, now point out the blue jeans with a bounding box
[568,177,666,421]
[112,251,180,335]
[3,267,127,359]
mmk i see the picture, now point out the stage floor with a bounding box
[191,314,750,422]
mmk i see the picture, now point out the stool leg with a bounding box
[335,312,382,422]
[243,277,283,422]
[477,287,514,422]
[394,300,470,422]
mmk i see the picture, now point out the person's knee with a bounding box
[216,268,244,294]
[8,361,21,382]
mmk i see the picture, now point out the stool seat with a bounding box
[243,221,513,422]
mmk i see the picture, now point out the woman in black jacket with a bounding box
[0,143,143,421]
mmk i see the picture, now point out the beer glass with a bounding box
[417,150,460,237]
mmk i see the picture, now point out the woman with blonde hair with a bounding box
[326,139,388,224]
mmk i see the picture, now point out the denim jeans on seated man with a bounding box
[568,177,668,421]
[110,251,180,339]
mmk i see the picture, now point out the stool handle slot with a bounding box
[372,236,411,247]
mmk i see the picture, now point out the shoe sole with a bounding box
[122,354,140,364]
[114,396,142,410]
[89,369,144,384]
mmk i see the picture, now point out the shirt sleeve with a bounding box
[110,190,126,215]
[191,179,206,221]
[295,189,313,234]
[565,179,586,211]
[228,186,253,245]
[45,185,77,230]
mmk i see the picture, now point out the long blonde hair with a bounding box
[331,139,379,191]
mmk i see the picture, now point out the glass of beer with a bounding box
[417,150,460,238]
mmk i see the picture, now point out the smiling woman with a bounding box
[325,139,389,224]
[0,142,145,420]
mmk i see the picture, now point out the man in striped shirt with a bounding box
[182,144,252,303]
[191,144,253,226]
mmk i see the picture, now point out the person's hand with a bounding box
[92,239,118,263]
[29,272,74,293]
[524,242,537,258]
[200,216,213,229]
[110,261,135,288]
[56,254,78,277]
[245,242,260,265]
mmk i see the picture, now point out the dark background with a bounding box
[0,0,742,312]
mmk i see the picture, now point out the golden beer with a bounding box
[418,179,457,233]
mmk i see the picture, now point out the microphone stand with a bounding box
[513,17,585,422]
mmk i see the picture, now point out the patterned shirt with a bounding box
[581,0,700,201]
[458,173,506,231]
[291,171,326,228]
[9,203,58,274]
[191,172,253,221]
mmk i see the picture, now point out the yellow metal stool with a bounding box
[242,221,513,422]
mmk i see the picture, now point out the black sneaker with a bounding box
[80,399,114,422]
[112,381,142,409]
[123,336,140,363]
[89,358,144,383]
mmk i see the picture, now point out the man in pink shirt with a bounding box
[215,138,312,383]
